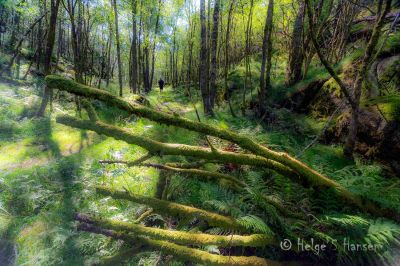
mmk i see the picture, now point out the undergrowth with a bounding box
[0,74,399,266]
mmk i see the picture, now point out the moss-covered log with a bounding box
[96,186,245,230]
[81,99,99,122]
[45,75,341,180]
[142,163,246,188]
[75,213,275,247]
[78,222,277,266]
[56,115,297,179]
[48,75,400,222]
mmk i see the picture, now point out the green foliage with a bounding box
[365,92,400,122]
[236,215,272,234]
[378,31,400,57]
[313,214,400,265]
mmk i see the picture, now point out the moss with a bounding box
[81,99,99,121]
[322,76,345,98]
[378,31,400,57]
[78,223,276,266]
[48,75,400,222]
[141,237,274,266]
[95,186,245,230]
[75,213,275,247]
[143,163,246,189]
[55,115,297,179]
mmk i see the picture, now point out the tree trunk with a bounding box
[209,0,220,109]
[199,0,213,116]
[129,0,138,93]
[224,0,236,117]
[150,0,161,89]
[106,18,112,87]
[112,0,123,97]
[258,0,274,115]
[286,1,305,86]
[344,0,392,156]
[36,0,61,117]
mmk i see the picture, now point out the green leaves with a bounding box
[236,215,272,234]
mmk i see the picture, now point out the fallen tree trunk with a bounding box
[48,75,400,222]
[96,186,245,231]
[56,115,298,179]
[141,163,246,188]
[77,223,277,266]
[45,75,339,184]
[75,213,275,247]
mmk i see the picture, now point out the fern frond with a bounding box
[236,215,272,234]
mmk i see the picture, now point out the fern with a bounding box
[204,200,243,217]
[311,214,400,265]
[236,215,272,234]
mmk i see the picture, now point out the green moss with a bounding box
[378,31,400,56]
[49,75,400,222]
[80,223,274,266]
[322,75,346,98]
[55,115,296,178]
[96,186,246,230]
[76,213,275,247]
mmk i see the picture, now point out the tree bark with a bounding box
[150,0,161,89]
[258,0,274,115]
[286,1,305,86]
[77,223,274,266]
[112,0,123,97]
[199,0,213,116]
[37,0,61,117]
[75,213,274,247]
[209,0,220,109]
[344,0,392,156]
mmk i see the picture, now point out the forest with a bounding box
[0,0,400,265]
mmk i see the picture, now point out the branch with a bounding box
[133,208,153,223]
[81,99,99,122]
[305,0,356,108]
[77,223,275,266]
[75,213,275,247]
[45,75,332,181]
[56,115,298,180]
[49,76,400,221]
[165,160,209,168]
[99,153,153,167]
[143,163,246,188]
[95,185,245,231]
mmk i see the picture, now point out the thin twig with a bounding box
[297,101,345,158]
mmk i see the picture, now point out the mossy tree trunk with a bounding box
[44,74,400,264]
[46,75,400,222]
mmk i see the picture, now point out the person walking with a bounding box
[158,78,165,92]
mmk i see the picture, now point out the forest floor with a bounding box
[1,76,399,265]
